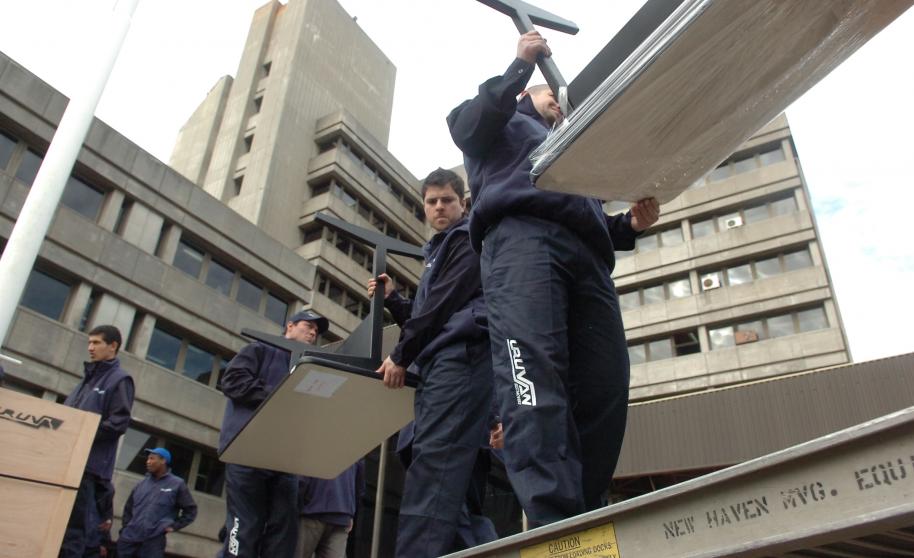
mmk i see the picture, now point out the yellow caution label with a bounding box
[520,522,620,558]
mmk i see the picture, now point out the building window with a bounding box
[78,289,101,332]
[114,200,133,236]
[233,175,244,197]
[708,306,829,350]
[146,326,183,371]
[174,240,205,279]
[690,194,798,239]
[146,324,232,388]
[315,271,371,319]
[698,142,786,186]
[265,293,289,325]
[262,61,272,76]
[253,96,263,114]
[21,268,72,320]
[15,148,43,186]
[117,427,157,475]
[627,328,701,363]
[699,247,814,291]
[243,134,253,153]
[632,225,684,254]
[61,176,106,221]
[617,275,692,310]
[163,439,195,482]
[237,277,263,311]
[0,131,16,170]
[195,451,226,496]
[204,259,235,296]
[182,343,217,385]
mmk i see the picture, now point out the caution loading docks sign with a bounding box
[521,523,621,558]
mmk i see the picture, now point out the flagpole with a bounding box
[0,0,140,345]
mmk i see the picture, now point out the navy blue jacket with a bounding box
[384,218,487,368]
[218,342,291,454]
[447,58,640,268]
[298,460,365,527]
[64,358,134,480]
[119,472,197,543]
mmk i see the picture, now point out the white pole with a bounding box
[0,0,140,344]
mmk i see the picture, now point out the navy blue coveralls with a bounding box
[383,217,494,557]
[219,342,299,558]
[117,471,198,557]
[297,460,365,556]
[60,358,134,558]
[447,57,641,527]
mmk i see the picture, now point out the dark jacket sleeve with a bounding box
[171,481,198,531]
[447,58,535,158]
[220,344,269,407]
[97,378,134,442]
[383,291,413,328]
[607,211,641,251]
[121,487,135,529]
[389,237,481,367]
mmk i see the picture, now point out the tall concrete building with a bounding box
[170,0,426,341]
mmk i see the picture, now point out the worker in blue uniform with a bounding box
[60,325,135,558]
[447,31,661,527]
[219,309,329,558]
[117,448,197,557]
[296,460,364,558]
[368,168,493,557]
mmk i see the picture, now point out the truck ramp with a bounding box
[446,406,914,557]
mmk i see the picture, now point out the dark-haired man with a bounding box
[60,325,135,558]
[447,31,660,527]
[219,309,329,558]
[368,168,493,557]
[117,448,197,557]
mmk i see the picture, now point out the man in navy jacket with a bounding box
[60,325,135,558]
[219,309,329,558]
[296,460,365,558]
[368,168,493,557]
[117,448,197,557]
[447,31,660,527]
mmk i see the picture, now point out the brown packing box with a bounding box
[0,387,99,556]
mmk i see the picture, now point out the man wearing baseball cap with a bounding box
[218,309,329,558]
[116,448,197,557]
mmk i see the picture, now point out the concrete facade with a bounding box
[611,114,850,400]
[170,0,425,342]
[0,49,315,556]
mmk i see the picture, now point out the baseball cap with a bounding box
[288,309,329,335]
[144,447,172,465]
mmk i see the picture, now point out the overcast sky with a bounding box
[0,1,911,362]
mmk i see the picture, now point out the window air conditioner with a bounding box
[701,274,721,290]
[724,215,744,229]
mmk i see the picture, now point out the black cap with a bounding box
[288,309,329,335]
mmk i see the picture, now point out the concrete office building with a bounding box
[170,0,427,341]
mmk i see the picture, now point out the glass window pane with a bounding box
[205,259,234,296]
[21,269,71,320]
[726,264,753,285]
[668,278,692,298]
[60,176,106,221]
[116,427,156,475]
[660,228,684,247]
[797,307,828,332]
[770,196,797,216]
[733,155,756,175]
[691,218,716,239]
[636,233,658,252]
[673,331,700,355]
[767,314,795,338]
[736,320,766,340]
[15,149,43,185]
[647,338,674,361]
[642,285,665,305]
[754,256,781,279]
[174,241,204,278]
[619,291,640,311]
[759,145,786,166]
[708,164,730,182]
[146,327,182,370]
[627,344,646,365]
[783,249,813,272]
[195,452,226,496]
[709,326,735,350]
[265,294,288,325]
[183,344,215,385]
[0,131,16,169]
[743,204,769,224]
[236,277,262,311]
[328,282,343,303]
[163,439,194,482]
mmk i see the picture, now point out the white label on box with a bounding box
[295,370,346,398]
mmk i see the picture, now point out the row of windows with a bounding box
[311,179,414,243]
[315,270,371,319]
[692,142,787,187]
[146,323,232,389]
[709,306,828,350]
[173,238,290,325]
[118,425,225,497]
[691,195,797,239]
[628,330,701,364]
[618,246,815,310]
[319,137,424,222]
